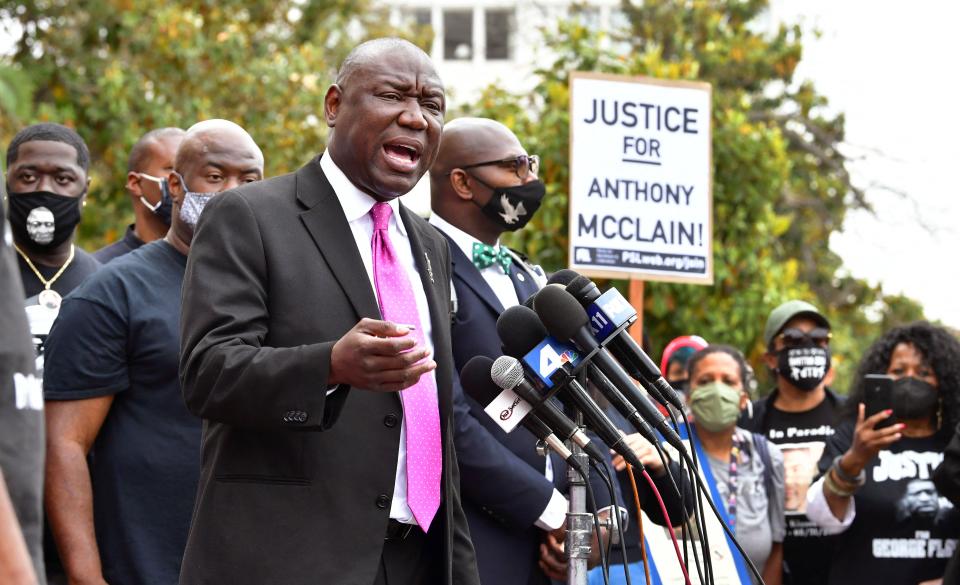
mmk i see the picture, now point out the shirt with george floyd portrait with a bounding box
[817,421,959,584]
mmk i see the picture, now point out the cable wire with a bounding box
[640,469,692,585]
[626,464,652,585]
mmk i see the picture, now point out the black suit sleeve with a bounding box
[453,377,558,529]
[179,191,348,431]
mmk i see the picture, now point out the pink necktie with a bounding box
[369,202,442,532]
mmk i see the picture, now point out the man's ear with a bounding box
[167,171,185,205]
[449,169,475,202]
[763,351,778,372]
[126,172,143,198]
[324,84,343,127]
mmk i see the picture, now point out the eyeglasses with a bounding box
[454,154,540,181]
[778,327,832,349]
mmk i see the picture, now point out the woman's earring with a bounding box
[937,398,943,430]
[746,399,754,420]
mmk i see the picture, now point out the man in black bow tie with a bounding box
[429,118,616,584]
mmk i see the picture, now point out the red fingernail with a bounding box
[885,409,894,415]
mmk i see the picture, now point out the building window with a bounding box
[443,10,473,60]
[411,8,431,27]
[485,9,514,60]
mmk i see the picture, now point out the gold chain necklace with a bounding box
[14,244,75,309]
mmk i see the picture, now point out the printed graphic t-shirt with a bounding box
[818,421,958,584]
[751,394,842,585]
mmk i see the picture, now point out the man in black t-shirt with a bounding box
[0,175,46,584]
[740,299,845,585]
[5,124,100,302]
[42,120,264,585]
[93,127,184,263]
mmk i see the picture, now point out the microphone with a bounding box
[490,355,608,463]
[565,274,685,411]
[533,285,685,452]
[585,362,660,447]
[460,356,588,474]
[496,306,645,470]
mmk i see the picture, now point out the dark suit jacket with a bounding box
[441,233,615,585]
[178,159,479,585]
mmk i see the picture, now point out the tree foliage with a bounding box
[0,0,425,245]
[460,0,926,392]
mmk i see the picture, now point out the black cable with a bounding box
[680,409,717,585]
[591,460,632,585]
[652,440,708,585]
[580,462,611,585]
[677,448,766,584]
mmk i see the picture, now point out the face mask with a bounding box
[137,173,173,226]
[690,381,742,432]
[777,346,830,391]
[7,190,83,251]
[892,377,939,420]
[173,172,216,229]
[668,379,689,396]
[472,177,546,231]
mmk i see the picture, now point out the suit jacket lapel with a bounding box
[508,262,540,304]
[295,160,381,321]
[440,232,505,316]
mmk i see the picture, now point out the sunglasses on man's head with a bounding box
[778,327,832,348]
[453,154,540,181]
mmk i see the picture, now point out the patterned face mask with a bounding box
[173,172,217,229]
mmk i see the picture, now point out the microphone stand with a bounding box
[566,413,592,585]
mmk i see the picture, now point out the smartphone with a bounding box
[864,373,896,429]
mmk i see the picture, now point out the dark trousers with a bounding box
[373,522,440,585]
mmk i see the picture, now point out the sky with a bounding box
[767,0,960,328]
[2,3,957,326]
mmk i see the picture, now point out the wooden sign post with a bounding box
[629,279,645,346]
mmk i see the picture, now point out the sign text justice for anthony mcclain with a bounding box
[568,72,713,284]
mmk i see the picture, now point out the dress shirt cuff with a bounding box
[806,476,855,534]
[326,385,340,396]
[534,489,568,531]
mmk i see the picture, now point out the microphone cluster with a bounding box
[460,269,689,473]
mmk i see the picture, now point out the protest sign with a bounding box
[568,72,713,284]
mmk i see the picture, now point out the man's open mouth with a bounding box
[382,141,422,173]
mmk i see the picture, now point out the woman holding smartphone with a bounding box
[807,321,960,584]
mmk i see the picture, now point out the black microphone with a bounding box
[534,285,685,452]
[460,356,587,475]
[546,269,581,286]
[490,355,608,463]
[585,362,660,447]
[565,274,685,411]
[496,306,645,470]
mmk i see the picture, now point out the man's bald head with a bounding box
[431,118,522,184]
[175,119,263,172]
[429,117,542,244]
[336,38,433,87]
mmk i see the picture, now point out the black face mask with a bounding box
[668,379,689,396]
[472,177,546,231]
[777,345,831,391]
[7,190,83,252]
[892,377,939,421]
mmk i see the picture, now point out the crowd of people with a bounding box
[1,36,958,585]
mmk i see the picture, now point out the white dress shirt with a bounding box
[321,152,437,526]
[429,212,567,531]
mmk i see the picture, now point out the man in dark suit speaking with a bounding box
[178,38,479,585]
